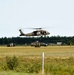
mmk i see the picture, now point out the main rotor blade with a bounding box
[20,27,42,30]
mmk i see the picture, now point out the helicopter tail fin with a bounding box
[19,29,25,36]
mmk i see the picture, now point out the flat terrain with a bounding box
[0,46,74,58]
[0,46,74,75]
[0,71,38,75]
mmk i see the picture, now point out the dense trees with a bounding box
[0,36,74,45]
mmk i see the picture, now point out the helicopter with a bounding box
[19,28,50,36]
[31,41,48,47]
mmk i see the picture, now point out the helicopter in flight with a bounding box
[19,28,50,36]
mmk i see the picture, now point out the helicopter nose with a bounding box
[47,32,50,35]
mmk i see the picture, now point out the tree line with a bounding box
[0,36,74,45]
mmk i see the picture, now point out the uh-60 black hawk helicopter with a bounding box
[19,28,50,37]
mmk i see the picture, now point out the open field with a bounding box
[0,71,39,75]
[0,46,74,75]
[0,46,74,58]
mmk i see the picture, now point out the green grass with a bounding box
[0,46,74,75]
[0,71,39,75]
[0,57,74,75]
[0,46,74,58]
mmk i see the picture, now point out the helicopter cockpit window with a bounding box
[41,31,46,35]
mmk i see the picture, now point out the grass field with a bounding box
[0,71,39,75]
[0,46,74,75]
[0,46,74,58]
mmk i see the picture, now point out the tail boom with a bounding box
[19,29,25,36]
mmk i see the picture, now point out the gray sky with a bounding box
[0,0,74,37]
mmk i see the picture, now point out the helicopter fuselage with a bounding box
[19,29,50,36]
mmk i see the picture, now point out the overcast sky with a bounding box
[0,0,74,37]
